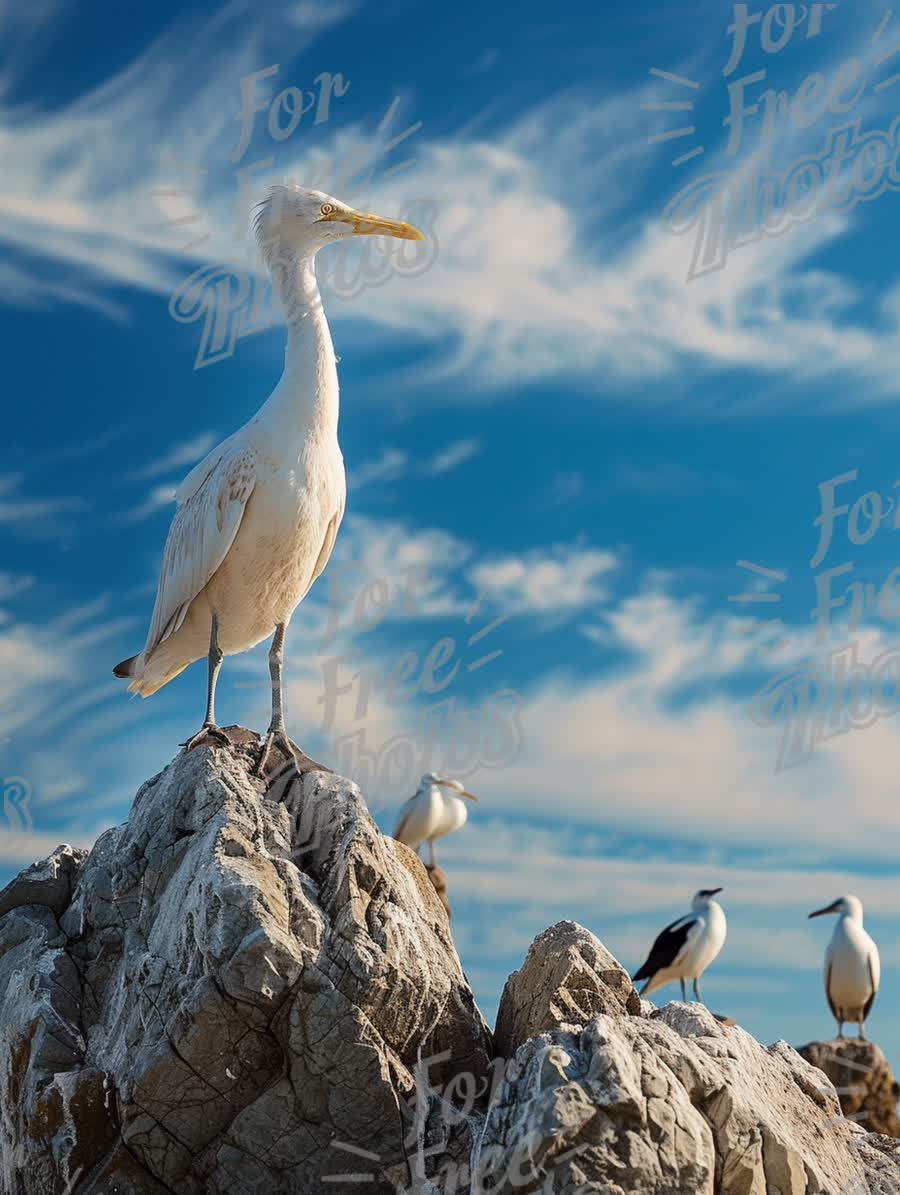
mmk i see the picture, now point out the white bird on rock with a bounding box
[114,186,424,771]
[632,888,727,1004]
[393,773,478,866]
[809,894,880,1040]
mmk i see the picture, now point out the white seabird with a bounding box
[632,888,727,1003]
[809,894,880,1040]
[393,773,478,866]
[113,186,423,770]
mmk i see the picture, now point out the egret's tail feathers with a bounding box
[114,648,188,697]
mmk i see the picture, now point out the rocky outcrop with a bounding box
[477,997,900,1194]
[493,919,642,1059]
[799,1038,900,1137]
[482,919,900,1193]
[1,732,898,1194]
[0,731,491,1193]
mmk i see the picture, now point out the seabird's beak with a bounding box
[436,779,478,801]
[808,901,840,919]
[321,208,425,241]
[709,887,723,896]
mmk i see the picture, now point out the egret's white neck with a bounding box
[263,249,339,439]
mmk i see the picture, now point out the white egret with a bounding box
[393,773,478,866]
[633,888,727,1004]
[113,186,423,771]
[809,895,880,1040]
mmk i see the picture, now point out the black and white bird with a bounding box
[633,888,727,1003]
[809,894,880,1040]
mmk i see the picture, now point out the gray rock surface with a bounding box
[1,735,898,1194]
[0,732,491,1193]
[799,1038,900,1137]
[475,1003,900,1194]
[493,920,642,1060]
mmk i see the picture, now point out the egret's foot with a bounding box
[255,727,302,777]
[180,724,231,752]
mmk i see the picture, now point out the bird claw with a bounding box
[255,728,302,778]
[180,724,231,752]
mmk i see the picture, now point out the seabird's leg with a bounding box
[858,1021,866,1041]
[429,839,437,868]
[256,622,318,777]
[680,978,687,1002]
[182,614,230,751]
[836,1021,844,1039]
[693,977,703,1004]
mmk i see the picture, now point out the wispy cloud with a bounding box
[0,472,87,533]
[423,437,481,475]
[35,424,129,467]
[7,6,900,407]
[348,447,407,490]
[118,483,177,523]
[130,432,217,481]
[0,572,35,601]
[470,543,617,614]
[349,438,482,489]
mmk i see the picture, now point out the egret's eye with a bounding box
[320,203,334,215]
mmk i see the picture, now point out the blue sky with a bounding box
[3,0,900,1063]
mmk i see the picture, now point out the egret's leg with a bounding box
[182,614,230,751]
[256,622,324,779]
[680,978,687,1002]
[269,622,287,734]
[693,977,703,1004]
[257,623,292,772]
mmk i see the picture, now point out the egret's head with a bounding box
[253,184,424,261]
[809,894,863,921]
[691,887,722,910]
[418,772,478,801]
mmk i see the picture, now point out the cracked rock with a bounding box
[1,736,898,1194]
[0,733,490,1193]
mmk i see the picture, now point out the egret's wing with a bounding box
[144,444,256,657]
[303,501,344,600]
[393,799,430,848]
[175,431,238,505]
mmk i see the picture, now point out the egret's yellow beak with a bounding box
[322,208,424,241]
[436,779,478,801]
